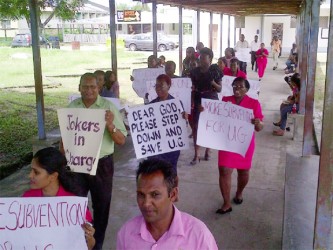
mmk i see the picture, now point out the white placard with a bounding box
[128,99,189,159]
[235,48,251,63]
[68,94,122,110]
[58,108,106,175]
[132,68,165,98]
[0,197,88,250]
[218,76,260,100]
[197,99,254,157]
[146,77,192,113]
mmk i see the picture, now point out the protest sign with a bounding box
[0,196,88,250]
[235,48,251,63]
[127,99,189,159]
[146,77,192,113]
[197,99,254,157]
[219,75,260,100]
[132,68,165,98]
[68,94,122,110]
[58,108,106,175]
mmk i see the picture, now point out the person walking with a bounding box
[250,35,260,72]
[271,36,282,70]
[234,34,250,74]
[256,43,269,81]
[66,73,127,250]
[216,77,264,214]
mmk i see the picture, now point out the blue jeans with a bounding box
[280,104,299,130]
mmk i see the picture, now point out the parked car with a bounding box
[11,34,50,48]
[11,34,31,48]
[124,33,177,52]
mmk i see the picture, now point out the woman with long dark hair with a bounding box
[23,147,96,250]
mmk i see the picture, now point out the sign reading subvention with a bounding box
[117,10,141,22]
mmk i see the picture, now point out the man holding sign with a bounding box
[215,77,263,215]
[65,73,127,250]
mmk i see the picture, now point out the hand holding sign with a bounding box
[197,98,254,157]
[0,197,89,250]
[128,99,189,159]
[58,108,106,175]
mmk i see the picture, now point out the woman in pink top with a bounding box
[256,43,269,81]
[22,147,96,250]
[224,58,247,79]
[216,77,264,214]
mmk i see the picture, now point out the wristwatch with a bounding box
[112,126,117,134]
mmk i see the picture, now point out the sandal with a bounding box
[273,129,285,136]
[233,197,243,205]
[273,121,281,127]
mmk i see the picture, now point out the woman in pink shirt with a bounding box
[224,58,247,79]
[22,147,96,250]
[256,43,269,81]
[216,77,264,214]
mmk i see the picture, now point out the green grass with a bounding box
[0,44,147,178]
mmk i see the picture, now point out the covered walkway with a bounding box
[0,57,320,249]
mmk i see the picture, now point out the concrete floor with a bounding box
[0,58,312,249]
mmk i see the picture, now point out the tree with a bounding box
[0,0,84,29]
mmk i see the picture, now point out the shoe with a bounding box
[273,122,281,127]
[273,129,285,136]
[190,157,200,165]
[216,207,232,214]
[233,197,243,205]
[273,66,277,70]
[286,127,290,132]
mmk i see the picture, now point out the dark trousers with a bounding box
[250,51,257,71]
[75,155,114,250]
[239,61,247,74]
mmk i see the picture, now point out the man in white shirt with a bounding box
[234,34,250,74]
[250,35,260,72]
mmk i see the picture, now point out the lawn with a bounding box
[0,43,150,178]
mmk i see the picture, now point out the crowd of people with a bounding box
[17,37,304,249]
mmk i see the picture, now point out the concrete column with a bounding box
[314,0,333,248]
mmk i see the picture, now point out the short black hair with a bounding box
[80,73,97,86]
[200,47,214,59]
[94,70,105,76]
[230,58,239,65]
[136,158,177,194]
[232,77,250,90]
[290,73,301,89]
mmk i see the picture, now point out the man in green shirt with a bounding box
[67,73,127,250]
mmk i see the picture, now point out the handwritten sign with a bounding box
[218,75,260,100]
[146,77,192,113]
[132,68,165,98]
[235,48,251,63]
[197,99,254,157]
[68,94,122,110]
[127,99,189,159]
[0,196,88,250]
[58,108,106,175]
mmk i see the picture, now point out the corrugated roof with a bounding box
[143,0,304,15]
